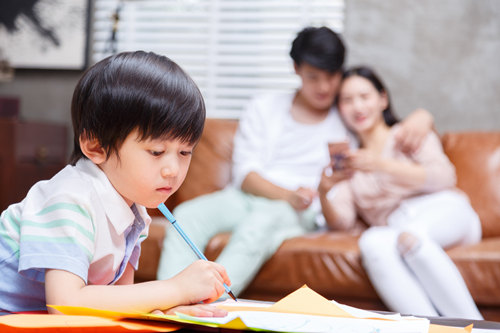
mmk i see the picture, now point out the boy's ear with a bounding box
[79,135,107,164]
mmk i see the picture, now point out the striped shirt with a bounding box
[0,159,151,312]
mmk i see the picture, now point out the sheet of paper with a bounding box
[177,310,430,333]
[51,285,474,333]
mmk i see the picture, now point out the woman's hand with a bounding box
[346,149,383,173]
[318,165,352,196]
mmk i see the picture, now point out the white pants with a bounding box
[359,190,483,319]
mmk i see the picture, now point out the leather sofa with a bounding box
[137,118,500,321]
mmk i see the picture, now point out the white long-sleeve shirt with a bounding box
[231,93,354,191]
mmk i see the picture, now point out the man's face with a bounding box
[295,63,342,112]
[98,129,194,208]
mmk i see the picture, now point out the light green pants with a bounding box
[156,187,317,296]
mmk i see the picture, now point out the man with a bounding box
[157,26,433,296]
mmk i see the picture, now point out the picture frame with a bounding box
[0,0,90,70]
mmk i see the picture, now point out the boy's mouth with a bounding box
[156,186,172,194]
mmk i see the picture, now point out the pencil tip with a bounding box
[228,291,237,302]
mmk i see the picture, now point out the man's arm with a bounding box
[241,171,316,211]
[395,108,434,153]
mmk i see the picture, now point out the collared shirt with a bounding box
[0,159,151,312]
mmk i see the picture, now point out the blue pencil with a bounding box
[157,203,237,302]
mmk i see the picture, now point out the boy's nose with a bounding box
[161,160,179,178]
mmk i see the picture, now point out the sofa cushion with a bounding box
[441,132,500,238]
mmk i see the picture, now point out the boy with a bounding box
[0,51,230,316]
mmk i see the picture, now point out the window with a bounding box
[92,0,344,118]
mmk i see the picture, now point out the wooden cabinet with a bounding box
[0,119,68,211]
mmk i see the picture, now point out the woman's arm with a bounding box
[348,149,427,188]
[348,131,455,191]
[318,167,357,230]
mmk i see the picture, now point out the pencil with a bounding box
[157,203,237,302]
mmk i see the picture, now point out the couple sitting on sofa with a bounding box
[157,26,483,319]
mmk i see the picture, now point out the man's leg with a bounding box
[215,198,311,296]
[157,188,249,280]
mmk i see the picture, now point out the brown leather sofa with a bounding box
[137,118,500,321]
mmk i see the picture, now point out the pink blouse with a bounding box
[330,126,457,228]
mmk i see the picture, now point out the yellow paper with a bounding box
[217,284,353,318]
[429,323,473,333]
[268,284,354,317]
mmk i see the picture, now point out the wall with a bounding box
[343,0,500,132]
[0,0,498,151]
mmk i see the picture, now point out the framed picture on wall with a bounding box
[0,0,90,70]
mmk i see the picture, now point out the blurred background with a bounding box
[0,0,499,156]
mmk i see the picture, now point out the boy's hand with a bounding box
[153,304,228,317]
[172,260,231,305]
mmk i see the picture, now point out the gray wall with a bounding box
[0,0,498,150]
[343,0,500,132]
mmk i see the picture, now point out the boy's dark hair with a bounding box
[343,66,399,126]
[70,51,206,165]
[290,26,346,73]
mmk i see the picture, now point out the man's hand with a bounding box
[287,187,317,210]
[394,108,434,153]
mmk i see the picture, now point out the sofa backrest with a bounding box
[169,120,500,239]
[441,131,500,238]
[165,118,238,209]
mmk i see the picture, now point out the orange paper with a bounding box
[0,314,180,332]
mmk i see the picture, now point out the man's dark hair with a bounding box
[70,51,206,165]
[290,26,346,73]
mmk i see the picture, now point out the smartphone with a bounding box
[328,141,349,171]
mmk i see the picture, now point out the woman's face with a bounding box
[337,75,388,134]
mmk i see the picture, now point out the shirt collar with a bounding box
[75,158,142,235]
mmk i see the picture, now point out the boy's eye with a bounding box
[180,150,193,156]
[149,150,164,157]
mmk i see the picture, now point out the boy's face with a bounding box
[295,62,342,112]
[98,129,194,208]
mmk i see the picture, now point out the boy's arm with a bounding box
[45,260,230,314]
[115,263,134,285]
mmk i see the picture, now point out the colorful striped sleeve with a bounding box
[17,201,96,283]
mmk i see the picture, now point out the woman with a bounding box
[319,66,483,319]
